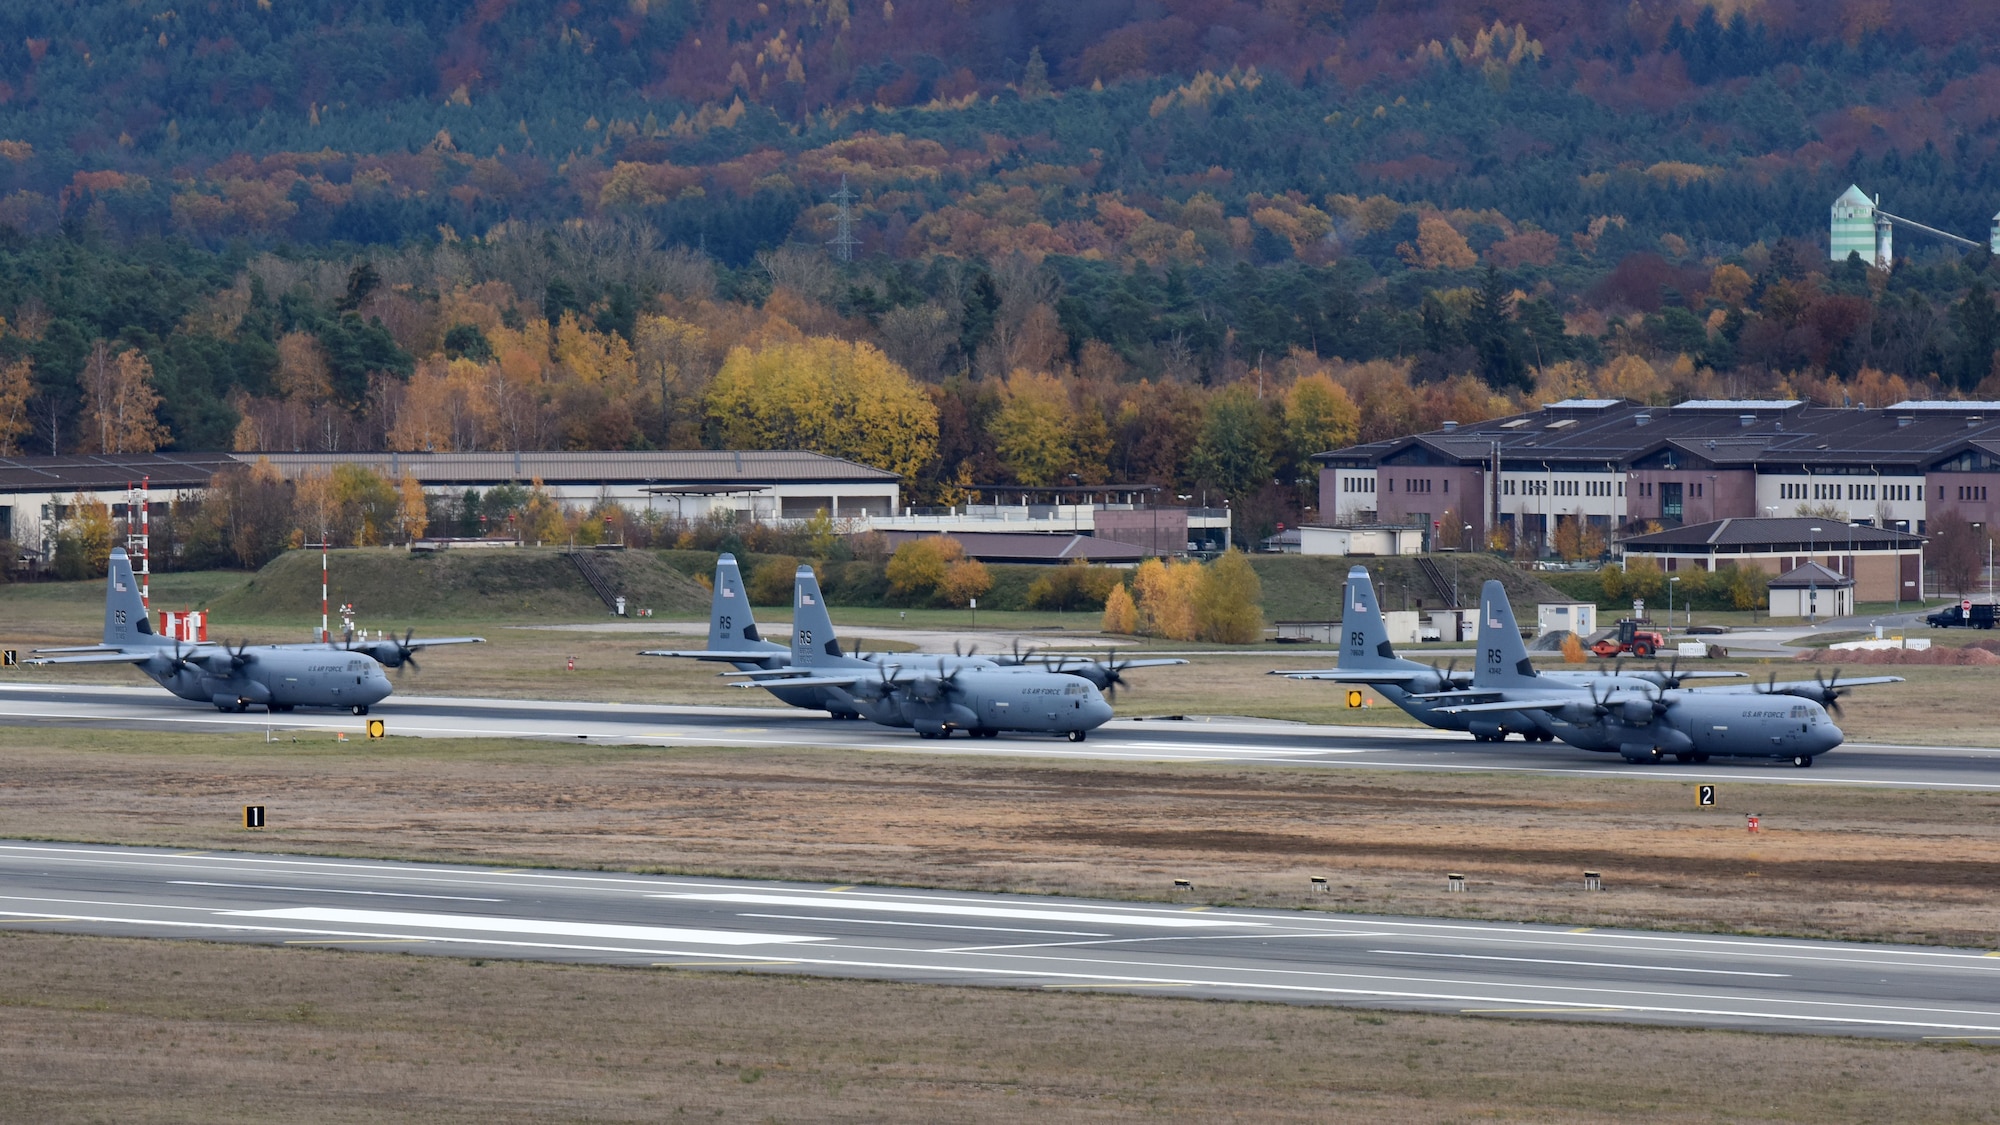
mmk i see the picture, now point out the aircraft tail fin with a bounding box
[709,553,767,650]
[1339,566,1404,668]
[1473,580,1539,688]
[790,565,844,667]
[102,548,158,648]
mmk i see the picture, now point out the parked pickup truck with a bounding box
[1925,603,1996,629]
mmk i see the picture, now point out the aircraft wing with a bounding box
[23,651,157,666]
[28,644,123,654]
[639,648,785,661]
[1698,676,1905,696]
[1024,656,1189,670]
[1270,669,1442,683]
[406,636,485,648]
[732,674,869,689]
[1434,696,1581,715]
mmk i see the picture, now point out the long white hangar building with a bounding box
[0,450,901,556]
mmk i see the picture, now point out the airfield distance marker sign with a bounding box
[2,649,15,667]
[1346,689,1363,709]
[243,805,266,830]
[1696,784,1717,808]
[367,719,386,740]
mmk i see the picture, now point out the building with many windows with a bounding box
[1316,398,2000,555]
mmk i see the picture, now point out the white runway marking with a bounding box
[222,906,830,946]
[1369,950,1793,977]
[655,892,1266,929]
[735,912,1112,937]
[170,880,503,902]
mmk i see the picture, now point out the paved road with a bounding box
[2,840,1995,1038]
[2,683,1998,790]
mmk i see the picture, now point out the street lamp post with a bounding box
[1669,575,1679,635]
[1809,525,1822,625]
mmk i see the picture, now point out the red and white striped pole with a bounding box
[139,475,150,609]
[321,541,329,642]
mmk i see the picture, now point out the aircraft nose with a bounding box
[1087,699,1115,727]
[1816,722,1844,753]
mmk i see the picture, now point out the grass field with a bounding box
[4,729,1996,947]
[5,931,1997,1124]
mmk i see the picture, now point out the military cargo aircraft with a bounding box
[1429,581,1897,766]
[640,554,1180,715]
[720,565,1116,740]
[25,548,481,714]
[1270,566,1742,740]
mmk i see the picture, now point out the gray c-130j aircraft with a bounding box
[640,553,1182,718]
[1270,565,1747,741]
[696,563,1116,740]
[25,547,482,714]
[1429,581,1897,766]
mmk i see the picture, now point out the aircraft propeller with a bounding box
[1815,668,1848,717]
[1427,657,1459,692]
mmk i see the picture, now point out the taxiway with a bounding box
[1,683,1997,789]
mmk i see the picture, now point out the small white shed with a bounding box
[1535,602,1597,639]
[1768,562,1854,619]
[1296,525,1425,557]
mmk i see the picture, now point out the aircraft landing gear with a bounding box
[1066,730,1087,743]
[352,705,369,716]
[1791,754,1813,768]
[235,700,249,713]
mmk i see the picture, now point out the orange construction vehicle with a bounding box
[1591,618,1667,658]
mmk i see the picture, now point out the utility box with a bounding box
[1427,609,1477,643]
[1381,610,1421,647]
[1535,602,1596,638]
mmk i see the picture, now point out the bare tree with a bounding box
[757,245,838,302]
[1929,508,1984,597]
[878,303,957,381]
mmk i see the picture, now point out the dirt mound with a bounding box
[1798,645,2000,665]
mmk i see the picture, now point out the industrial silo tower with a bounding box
[1830,184,1887,265]
[1829,185,1984,266]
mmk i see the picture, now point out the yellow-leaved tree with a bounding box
[1101,583,1139,634]
[0,355,30,455]
[1129,557,1202,640]
[80,342,167,454]
[989,369,1074,485]
[54,491,115,579]
[1191,550,1264,643]
[704,336,937,482]
[1281,372,1359,479]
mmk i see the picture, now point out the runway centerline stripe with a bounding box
[169,881,504,902]
[1369,950,1793,977]
[734,913,1112,937]
[654,892,1267,929]
[221,907,831,946]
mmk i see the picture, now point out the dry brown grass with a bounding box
[6,729,1998,947]
[2,930,1997,1124]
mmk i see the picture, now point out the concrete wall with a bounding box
[1374,465,1486,546]
[1092,507,1188,556]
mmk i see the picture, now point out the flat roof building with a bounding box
[1316,398,2000,562]
[0,450,902,557]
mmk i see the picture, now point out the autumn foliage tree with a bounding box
[705,336,938,483]
[80,342,167,454]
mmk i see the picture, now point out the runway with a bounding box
[1,839,1995,1038]
[2,682,1999,788]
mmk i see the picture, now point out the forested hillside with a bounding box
[7,0,2000,538]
